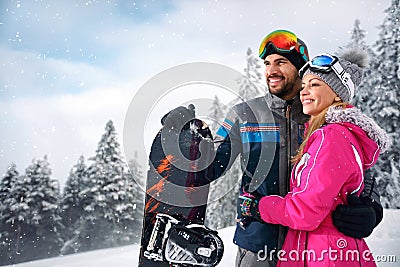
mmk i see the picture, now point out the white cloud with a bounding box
[0,46,117,98]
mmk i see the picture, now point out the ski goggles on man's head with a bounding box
[259,30,309,62]
[299,53,355,99]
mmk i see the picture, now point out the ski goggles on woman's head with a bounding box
[299,54,339,76]
[259,30,309,61]
[299,53,355,98]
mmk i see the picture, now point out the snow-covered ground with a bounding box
[5,209,399,267]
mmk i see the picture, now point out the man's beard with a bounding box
[268,75,300,100]
[269,84,292,99]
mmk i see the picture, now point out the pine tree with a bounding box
[348,19,368,48]
[59,155,88,254]
[341,19,377,113]
[205,161,240,229]
[23,156,63,261]
[127,151,145,189]
[205,49,266,228]
[234,48,266,104]
[126,153,145,243]
[206,94,241,229]
[0,170,31,264]
[0,164,21,264]
[365,0,400,208]
[208,95,226,136]
[1,157,63,264]
[78,120,143,251]
[0,164,19,204]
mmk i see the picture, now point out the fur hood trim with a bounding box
[325,106,390,153]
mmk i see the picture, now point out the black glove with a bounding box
[161,104,195,131]
[332,193,379,239]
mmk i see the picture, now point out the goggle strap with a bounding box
[331,62,355,100]
[298,62,310,78]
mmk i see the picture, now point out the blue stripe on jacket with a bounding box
[240,123,280,143]
[216,118,235,139]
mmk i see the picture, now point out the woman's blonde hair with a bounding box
[292,101,349,163]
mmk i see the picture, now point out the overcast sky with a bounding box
[0,0,392,188]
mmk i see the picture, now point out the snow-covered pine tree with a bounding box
[341,19,376,114]
[0,166,33,265]
[0,163,19,204]
[59,155,88,255]
[0,163,21,264]
[78,120,142,251]
[205,88,242,230]
[205,160,240,230]
[27,156,63,260]
[14,156,63,262]
[126,152,145,243]
[208,95,226,136]
[233,48,267,104]
[127,151,145,189]
[365,0,400,208]
[206,48,267,229]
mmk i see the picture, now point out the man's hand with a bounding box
[161,104,195,131]
[332,193,381,239]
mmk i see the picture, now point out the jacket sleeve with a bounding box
[209,108,242,180]
[258,127,363,231]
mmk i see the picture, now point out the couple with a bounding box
[163,30,389,266]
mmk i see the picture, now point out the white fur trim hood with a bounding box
[325,106,390,153]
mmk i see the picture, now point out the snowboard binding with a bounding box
[144,213,224,266]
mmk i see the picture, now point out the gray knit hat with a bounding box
[301,48,368,102]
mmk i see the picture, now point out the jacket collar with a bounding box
[266,93,309,123]
[326,106,390,153]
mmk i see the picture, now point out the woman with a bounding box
[239,50,389,266]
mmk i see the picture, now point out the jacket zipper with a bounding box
[237,248,247,266]
[286,102,292,193]
[304,231,309,267]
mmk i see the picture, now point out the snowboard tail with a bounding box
[144,213,223,266]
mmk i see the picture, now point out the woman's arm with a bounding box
[258,127,362,231]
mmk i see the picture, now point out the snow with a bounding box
[5,209,399,267]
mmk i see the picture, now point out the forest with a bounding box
[1,1,399,265]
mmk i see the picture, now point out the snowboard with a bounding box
[138,118,220,266]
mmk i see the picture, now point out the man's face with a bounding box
[264,54,302,100]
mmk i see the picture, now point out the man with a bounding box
[163,29,382,267]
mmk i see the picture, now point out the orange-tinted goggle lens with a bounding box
[259,30,298,58]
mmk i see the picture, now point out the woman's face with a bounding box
[300,74,338,118]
